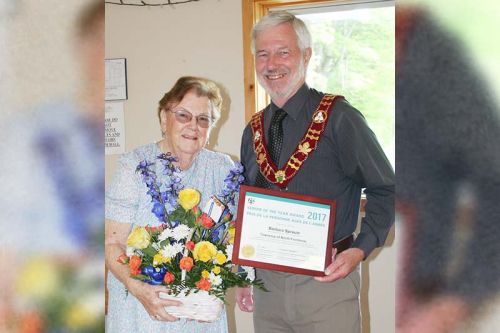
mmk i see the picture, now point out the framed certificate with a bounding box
[232,185,336,276]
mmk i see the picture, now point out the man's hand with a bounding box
[314,247,364,283]
[235,286,254,312]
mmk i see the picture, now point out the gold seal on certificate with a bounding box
[241,245,255,258]
[232,185,336,276]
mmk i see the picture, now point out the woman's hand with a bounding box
[105,219,182,322]
[126,278,182,322]
[235,286,254,312]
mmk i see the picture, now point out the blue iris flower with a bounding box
[211,224,227,243]
[147,188,159,198]
[160,191,170,201]
[152,202,166,219]
[142,265,155,276]
[144,176,155,186]
[151,267,167,282]
[168,196,177,207]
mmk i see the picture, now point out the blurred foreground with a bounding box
[396,2,500,333]
[0,1,104,332]
[1,0,499,332]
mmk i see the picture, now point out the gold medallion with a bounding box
[313,110,327,123]
[275,170,286,183]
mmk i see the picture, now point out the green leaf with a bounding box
[186,211,196,227]
[142,247,157,257]
[170,207,186,221]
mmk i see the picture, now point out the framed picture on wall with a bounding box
[105,58,128,101]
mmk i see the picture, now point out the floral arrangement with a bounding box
[119,153,263,302]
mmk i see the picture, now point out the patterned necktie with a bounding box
[255,108,287,188]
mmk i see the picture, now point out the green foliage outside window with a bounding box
[299,6,395,165]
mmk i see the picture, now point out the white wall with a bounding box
[105,1,395,332]
[1,1,90,116]
[105,0,245,183]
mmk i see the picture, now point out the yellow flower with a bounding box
[201,270,210,278]
[227,226,236,244]
[178,188,201,210]
[215,252,227,265]
[16,256,60,300]
[212,266,221,275]
[127,226,151,249]
[193,241,218,262]
[153,252,170,266]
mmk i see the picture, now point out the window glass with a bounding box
[295,5,395,166]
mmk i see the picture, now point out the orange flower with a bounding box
[185,241,195,251]
[129,255,142,275]
[195,278,212,291]
[192,205,201,217]
[197,213,214,229]
[163,272,175,284]
[117,254,129,264]
[179,256,194,272]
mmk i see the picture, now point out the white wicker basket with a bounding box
[159,290,224,322]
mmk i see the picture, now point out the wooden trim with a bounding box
[242,0,257,123]
[241,0,349,123]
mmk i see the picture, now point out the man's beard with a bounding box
[258,59,306,101]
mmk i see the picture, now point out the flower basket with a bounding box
[119,155,265,321]
[159,290,223,322]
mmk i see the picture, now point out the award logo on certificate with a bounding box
[232,185,336,276]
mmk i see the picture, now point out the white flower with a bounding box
[172,224,192,241]
[158,228,174,242]
[172,242,184,254]
[161,242,184,258]
[242,266,255,282]
[125,246,135,257]
[225,244,233,260]
[209,272,222,286]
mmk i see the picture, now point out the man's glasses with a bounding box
[168,109,214,129]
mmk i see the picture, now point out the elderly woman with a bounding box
[105,76,234,332]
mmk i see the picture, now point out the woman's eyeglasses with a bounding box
[168,109,213,128]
